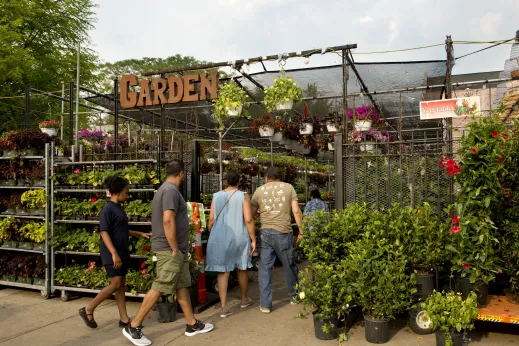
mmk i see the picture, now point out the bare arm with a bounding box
[100,231,122,269]
[208,201,215,232]
[243,194,257,256]
[292,200,303,242]
[163,210,178,255]
[129,230,151,238]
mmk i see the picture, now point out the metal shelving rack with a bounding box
[50,151,157,301]
[0,144,53,299]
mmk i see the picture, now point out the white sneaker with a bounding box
[240,297,253,308]
[123,325,152,346]
[260,307,271,313]
[185,320,214,336]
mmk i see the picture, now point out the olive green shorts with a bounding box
[151,250,191,295]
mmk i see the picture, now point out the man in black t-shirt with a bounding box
[123,160,214,346]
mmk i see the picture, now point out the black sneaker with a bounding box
[123,325,151,346]
[119,319,131,328]
[185,320,214,337]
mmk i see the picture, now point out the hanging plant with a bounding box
[347,106,379,132]
[212,81,249,131]
[249,114,277,137]
[263,72,303,112]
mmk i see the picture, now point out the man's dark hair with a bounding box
[166,159,185,177]
[310,189,321,199]
[104,175,128,194]
[225,171,240,186]
[265,166,281,180]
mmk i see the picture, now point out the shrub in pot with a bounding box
[212,80,249,131]
[21,189,46,216]
[297,262,354,341]
[157,294,177,323]
[421,291,479,346]
[19,221,46,249]
[263,72,303,112]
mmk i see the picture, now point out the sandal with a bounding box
[79,307,98,329]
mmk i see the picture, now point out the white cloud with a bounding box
[388,17,400,46]
[479,12,503,36]
[359,16,374,24]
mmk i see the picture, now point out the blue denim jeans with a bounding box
[258,228,299,308]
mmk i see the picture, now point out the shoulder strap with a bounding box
[214,190,239,224]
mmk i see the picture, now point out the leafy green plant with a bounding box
[212,80,249,131]
[20,189,46,209]
[0,217,14,242]
[263,72,303,112]
[19,222,46,243]
[421,291,479,346]
[125,200,150,218]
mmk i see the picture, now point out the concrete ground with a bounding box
[1,266,519,346]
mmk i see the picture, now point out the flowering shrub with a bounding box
[38,120,60,129]
[77,130,107,143]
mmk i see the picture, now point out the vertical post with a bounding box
[113,78,119,154]
[445,35,455,204]
[69,82,74,147]
[75,43,80,153]
[334,133,344,210]
[60,82,65,139]
[342,49,349,135]
[304,157,308,203]
[270,142,274,165]
[336,48,349,210]
[25,87,30,128]
[160,73,166,161]
[190,140,201,202]
[218,132,223,190]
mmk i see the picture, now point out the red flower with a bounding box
[510,198,515,204]
[90,197,97,203]
[142,245,151,252]
[88,261,96,268]
[498,156,503,166]
[450,226,461,234]
[470,147,479,154]
[462,262,471,270]
[140,262,146,269]
[492,130,498,138]
[502,133,509,140]
[451,215,459,224]
[439,159,445,168]
[503,189,511,196]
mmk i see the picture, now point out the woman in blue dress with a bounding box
[206,171,256,317]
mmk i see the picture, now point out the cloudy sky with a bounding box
[90,0,518,75]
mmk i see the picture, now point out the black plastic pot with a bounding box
[456,277,489,307]
[364,315,390,344]
[313,313,338,340]
[505,289,519,304]
[156,303,177,323]
[435,331,462,346]
[415,273,435,299]
[189,286,199,307]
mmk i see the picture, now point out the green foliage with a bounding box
[20,189,46,209]
[52,226,100,253]
[0,0,99,130]
[263,72,303,112]
[124,200,151,218]
[212,81,249,131]
[421,291,479,346]
[0,217,14,241]
[19,221,46,243]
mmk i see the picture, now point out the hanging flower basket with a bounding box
[299,123,314,135]
[326,121,339,133]
[328,142,335,151]
[275,100,294,111]
[354,120,372,132]
[212,81,249,130]
[264,73,303,112]
[39,120,60,137]
[270,132,283,142]
[226,104,243,117]
[259,126,275,137]
[40,128,57,136]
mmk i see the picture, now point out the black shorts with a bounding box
[104,264,128,278]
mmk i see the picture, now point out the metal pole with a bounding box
[304,157,308,203]
[445,36,455,205]
[75,43,80,152]
[60,82,65,138]
[270,142,274,165]
[218,132,223,190]
[69,82,74,147]
[114,78,119,154]
[25,87,30,128]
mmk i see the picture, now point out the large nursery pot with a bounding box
[415,273,435,300]
[435,331,463,346]
[313,313,339,340]
[364,315,390,344]
[456,277,489,307]
[156,302,177,323]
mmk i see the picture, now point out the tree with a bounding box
[0,0,99,130]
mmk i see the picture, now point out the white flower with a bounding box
[299,292,305,300]
[152,256,158,262]
[346,304,349,308]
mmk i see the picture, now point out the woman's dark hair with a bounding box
[310,189,321,199]
[104,175,129,195]
[225,171,240,186]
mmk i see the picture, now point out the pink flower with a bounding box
[73,169,80,174]
[450,226,460,234]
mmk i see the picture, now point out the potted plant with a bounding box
[32,256,46,286]
[207,152,218,164]
[294,116,321,136]
[297,263,353,341]
[156,294,177,323]
[27,163,45,187]
[19,221,46,250]
[250,114,276,138]
[347,106,379,132]
[222,152,234,165]
[270,119,287,143]
[324,112,342,133]
[39,120,60,137]
[421,292,479,346]
[21,189,46,216]
[264,72,303,112]
[212,81,249,130]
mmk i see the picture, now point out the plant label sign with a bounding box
[419,96,481,120]
[120,72,219,109]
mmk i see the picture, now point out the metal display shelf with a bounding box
[0,280,47,292]
[0,247,45,254]
[0,156,44,160]
[0,214,45,220]
[0,186,44,189]
[54,219,151,226]
[54,285,146,302]
[54,159,156,166]
[55,188,156,193]
[55,250,148,259]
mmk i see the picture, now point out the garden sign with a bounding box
[119,71,219,109]
[419,96,481,120]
